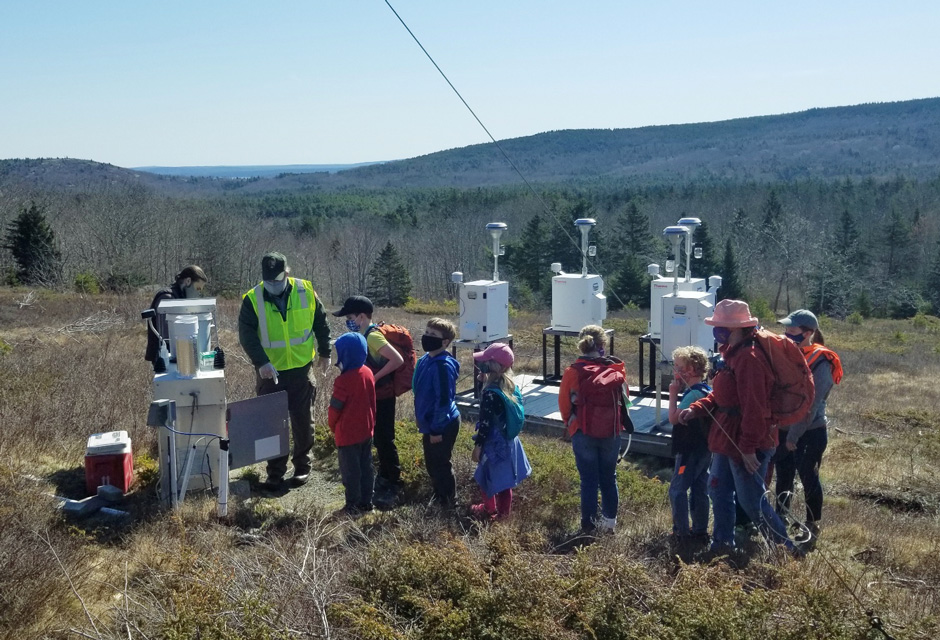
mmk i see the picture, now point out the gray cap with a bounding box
[778,309,818,330]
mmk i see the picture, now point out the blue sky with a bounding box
[2,1,938,168]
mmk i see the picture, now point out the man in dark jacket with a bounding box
[238,252,331,490]
[145,265,208,364]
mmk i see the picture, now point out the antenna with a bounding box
[663,225,690,295]
[486,222,507,281]
[677,217,701,282]
[574,218,596,276]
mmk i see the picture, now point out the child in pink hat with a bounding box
[470,343,531,520]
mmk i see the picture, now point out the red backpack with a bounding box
[749,328,815,427]
[366,323,417,399]
[570,359,627,438]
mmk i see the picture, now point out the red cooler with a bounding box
[84,431,134,495]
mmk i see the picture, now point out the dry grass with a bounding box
[1,287,939,639]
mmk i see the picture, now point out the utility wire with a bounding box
[383,0,628,309]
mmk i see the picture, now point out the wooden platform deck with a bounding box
[456,373,675,458]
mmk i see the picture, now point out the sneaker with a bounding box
[470,504,496,521]
[357,502,375,513]
[289,473,310,487]
[596,516,617,533]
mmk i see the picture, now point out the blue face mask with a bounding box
[713,327,733,345]
[786,332,805,345]
[597,346,605,357]
[345,319,360,333]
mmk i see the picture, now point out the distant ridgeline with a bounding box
[134,163,384,179]
[1,97,939,321]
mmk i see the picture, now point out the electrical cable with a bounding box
[383,0,629,310]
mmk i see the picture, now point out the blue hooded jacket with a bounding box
[334,332,368,373]
[413,351,460,434]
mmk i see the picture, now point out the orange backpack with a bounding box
[749,328,816,427]
[366,323,417,399]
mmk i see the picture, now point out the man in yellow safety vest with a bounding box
[238,252,332,490]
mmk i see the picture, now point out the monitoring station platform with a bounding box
[456,373,675,458]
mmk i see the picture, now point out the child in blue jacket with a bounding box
[413,318,461,508]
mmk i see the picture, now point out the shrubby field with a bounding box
[1,288,939,639]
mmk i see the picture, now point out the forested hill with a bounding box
[342,98,940,187]
[2,97,939,195]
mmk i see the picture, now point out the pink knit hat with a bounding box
[473,343,514,369]
[705,299,759,328]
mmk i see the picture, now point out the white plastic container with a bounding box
[170,315,199,376]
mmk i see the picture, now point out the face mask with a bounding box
[786,332,805,345]
[713,327,733,345]
[263,279,287,296]
[596,346,605,357]
[421,335,444,352]
[183,284,200,299]
[345,319,360,333]
[476,361,491,374]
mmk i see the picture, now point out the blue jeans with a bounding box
[709,450,792,550]
[669,451,711,536]
[571,431,620,529]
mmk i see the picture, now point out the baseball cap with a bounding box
[332,295,374,317]
[261,252,287,281]
[778,309,819,331]
[473,343,514,369]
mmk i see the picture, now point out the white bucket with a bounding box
[170,315,199,376]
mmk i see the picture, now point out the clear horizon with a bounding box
[3,1,939,168]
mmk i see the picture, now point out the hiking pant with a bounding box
[422,419,459,506]
[374,396,401,484]
[669,451,711,536]
[775,428,828,524]
[709,450,792,550]
[571,431,620,530]
[338,438,374,508]
[257,366,315,481]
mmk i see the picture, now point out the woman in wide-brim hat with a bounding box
[678,299,797,554]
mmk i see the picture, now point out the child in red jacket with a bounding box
[329,332,377,515]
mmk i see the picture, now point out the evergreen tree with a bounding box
[882,208,911,277]
[505,214,550,296]
[835,209,860,261]
[761,189,783,233]
[366,241,411,307]
[615,200,656,261]
[718,238,744,301]
[3,202,61,285]
[927,240,940,314]
[608,255,648,310]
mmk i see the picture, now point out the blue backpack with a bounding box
[488,386,525,439]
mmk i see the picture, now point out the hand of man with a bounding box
[429,434,443,444]
[317,356,331,373]
[785,440,797,452]
[472,445,481,463]
[741,452,760,475]
[259,362,278,380]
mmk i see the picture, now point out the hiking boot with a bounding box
[794,522,819,552]
[356,502,375,513]
[258,476,285,492]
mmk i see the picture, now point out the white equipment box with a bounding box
[649,277,709,338]
[551,274,607,331]
[660,291,715,361]
[459,280,509,342]
[152,367,226,500]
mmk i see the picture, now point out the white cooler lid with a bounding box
[86,430,132,455]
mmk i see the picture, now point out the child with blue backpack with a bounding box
[470,343,531,521]
[668,346,712,540]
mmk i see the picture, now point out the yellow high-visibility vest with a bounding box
[244,278,316,371]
